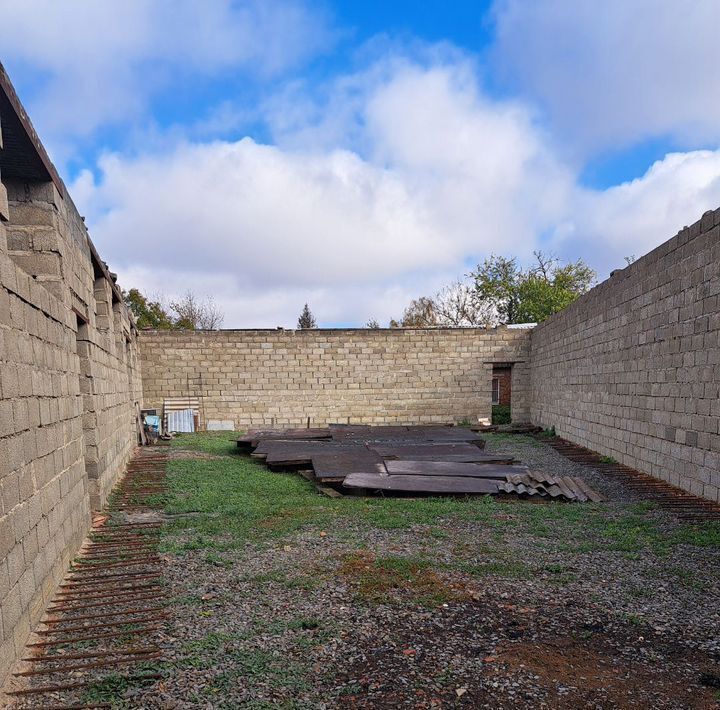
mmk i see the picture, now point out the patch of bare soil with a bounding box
[334,601,719,709]
[166,449,225,460]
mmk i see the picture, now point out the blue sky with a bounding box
[1,0,720,327]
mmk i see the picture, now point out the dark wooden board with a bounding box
[390,453,514,464]
[311,450,386,480]
[385,461,527,478]
[238,428,331,446]
[261,441,364,465]
[342,473,500,494]
[369,442,486,459]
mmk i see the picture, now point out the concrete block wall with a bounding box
[0,175,141,682]
[140,327,532,429]
[530,207,720,503]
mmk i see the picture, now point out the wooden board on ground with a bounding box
[343,473,501,494]
[257,441,364,465]
[238,428,332,447]
[311,450,386,480]
[385,461,527,478]
[369,442,486,459]
[392,453,513,464]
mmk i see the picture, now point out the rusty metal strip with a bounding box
[13,651,163,676]
[7,673,163,696]
[26,624,164,648]
[22,646,160,663]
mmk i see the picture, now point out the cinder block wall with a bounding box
[0,177,141,682]
[531,208,720,503]
[140,327,532,428]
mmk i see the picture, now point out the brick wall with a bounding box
[140,327,532,429]
[0,70,142,682]
[530,207,720,503]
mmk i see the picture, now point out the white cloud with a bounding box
[72,56,720,327]
[74,60,576,326]
[491,0,720,158]
[0,0,334,140]
[560,151,720,272]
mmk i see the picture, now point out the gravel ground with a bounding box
[124,435,720,709]
[482,434,639,503]
[10,434,717,708]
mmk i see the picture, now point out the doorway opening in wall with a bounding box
[491,364,512,424]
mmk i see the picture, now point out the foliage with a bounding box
[389,296,437,327]
[470,251,596,324]
[298,303,317,329]
[365,318,380,329]
[170,291,224,329]
[123,288,174,329]
[390,251,593,328]
[124,288,224,330]
[491,404,511,425]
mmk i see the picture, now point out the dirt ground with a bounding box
[7,431,720,708]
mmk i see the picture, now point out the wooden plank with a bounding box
[385,461,527,479]
[393,453,513,464]
[343,473,500,494]
[311,450,386,480]
[369,442,486,459]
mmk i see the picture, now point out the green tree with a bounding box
[298,303,317,329]
[123,288,174,329]
[471,252,595,325]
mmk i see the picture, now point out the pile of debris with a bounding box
[237,425,604,501]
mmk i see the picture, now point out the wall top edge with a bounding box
[532,204,720,334]
[139,325,534,335]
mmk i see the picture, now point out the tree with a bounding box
[470,251,595,325]
[169,291,224,330]
[365,318,380,329]
[470,255,523,325]
[390,296,438,327]
[297,303,317,329]
[434,280,495,327]
[123,288,174,329]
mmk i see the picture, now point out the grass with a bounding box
[78,431,720,705]
[163,431,720,558]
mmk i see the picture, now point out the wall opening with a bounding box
[491,364,512,424]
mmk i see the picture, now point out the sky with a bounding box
[1,0,720,328]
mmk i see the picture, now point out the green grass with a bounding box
[491,404,511,425]
[164,431,720,558]
[76,431,720,705]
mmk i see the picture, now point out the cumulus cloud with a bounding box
[71,55,720,327]
[73,60,577,325]
[562,151,720,272]
[491,0,720,158]
[0,0,334,140]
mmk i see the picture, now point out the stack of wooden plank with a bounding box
[237,425,604,502]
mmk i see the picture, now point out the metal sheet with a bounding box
[166,409,194,433]
[311,450,386,480]
[385,461,526,479]
[369,442,485,458]
[343,473,500,494]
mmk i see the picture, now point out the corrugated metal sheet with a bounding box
[167,409,195,433]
